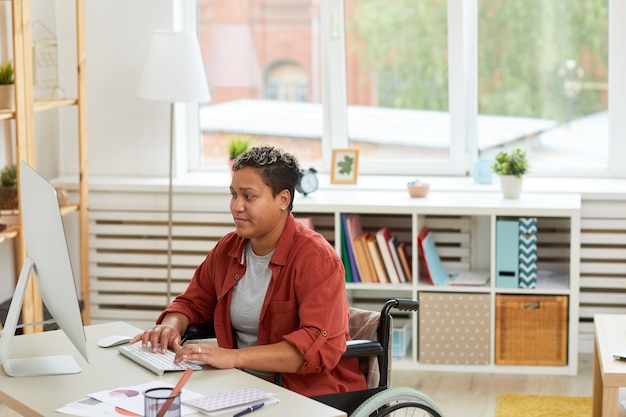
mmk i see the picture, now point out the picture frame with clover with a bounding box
[330,148,360,185]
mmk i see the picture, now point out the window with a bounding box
[195,0,323,169]
[477,0,610,175]
[192,0,624,178]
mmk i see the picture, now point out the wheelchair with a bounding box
[182,298,444,417]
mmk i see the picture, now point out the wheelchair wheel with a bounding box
[350,387,444,417]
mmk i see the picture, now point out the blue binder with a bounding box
[496,220,519,288]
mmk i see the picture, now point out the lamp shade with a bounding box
[137,30,211,103]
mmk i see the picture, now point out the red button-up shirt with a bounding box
[158,214,367,396]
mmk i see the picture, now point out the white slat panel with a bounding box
[91,293,169,307]
[90,307,162,321]
[580,263,626,275]
[582,232,626,245]
[90,266,163,278]
[91,281,167,292]
[580,292,626,304]
[582,218,626,230]
[580,276,625,289]
[581,248,626,259]
[582,200,626,218]
[90,189,237,323]
[579,305,626,318]
[579,200,626,341]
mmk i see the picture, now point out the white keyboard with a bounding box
[118,343,203,376]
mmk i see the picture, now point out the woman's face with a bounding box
[229,166,289,251]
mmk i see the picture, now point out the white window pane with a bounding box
[197,1,323,170]
[344,0,450,161]
[478,0,609,173]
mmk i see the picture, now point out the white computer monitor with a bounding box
[0,161,89,376]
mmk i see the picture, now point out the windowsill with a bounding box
[54,171,626,200]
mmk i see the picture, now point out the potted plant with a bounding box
[227,135,251,173]
[0,164,18,210]
[0,61,14,110]
[491,148,529,199]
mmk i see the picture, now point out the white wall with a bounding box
[63,0,176,178]
[0,0,179,302]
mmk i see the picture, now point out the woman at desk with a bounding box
[131,145,367,397]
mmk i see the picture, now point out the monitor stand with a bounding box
[0,257,81,377]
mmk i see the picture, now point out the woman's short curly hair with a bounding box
[232,145,301,211]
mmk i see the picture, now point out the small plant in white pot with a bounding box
[491,148,529,199]
[0,61,14,110]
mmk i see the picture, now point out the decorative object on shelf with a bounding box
[518,217,538,289]
[0,164,18,210]
[32,20,64,99]
[491,148,529,199]
[407,179,430,198]
[330,148,359,185]
[136,30,211,301]
[296,167,318,196]
[227,134,251,173]
[473,158,494,184]
[0,61,15,110]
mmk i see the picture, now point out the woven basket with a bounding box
[495,294,568,366]
[0,187,18,210]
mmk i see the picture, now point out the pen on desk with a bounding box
[233,402,264,417]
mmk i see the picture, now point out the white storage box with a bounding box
[392,321,412,359]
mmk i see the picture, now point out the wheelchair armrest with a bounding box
[181,321,216,343]
[342,340,384,358]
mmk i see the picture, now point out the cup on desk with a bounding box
[144,387,181,417]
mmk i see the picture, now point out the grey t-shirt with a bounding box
[230,242,273,348]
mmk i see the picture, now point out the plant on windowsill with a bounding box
[0,164,18,211]
[491,148,529,199]
[0,61,15,110]
[227,134,251,174]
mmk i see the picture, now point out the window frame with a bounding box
[187,0,625,179]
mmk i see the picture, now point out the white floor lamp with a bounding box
[136,31,211,302]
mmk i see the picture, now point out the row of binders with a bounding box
[341,213,412,283]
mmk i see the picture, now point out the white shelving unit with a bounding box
[293,189,581,375]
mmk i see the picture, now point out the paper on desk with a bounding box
[56,396,132,416]
[57,380,204,417]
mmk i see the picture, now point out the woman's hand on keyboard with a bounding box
[129,324,183,354]
[175,343,237,369]
[130,312,190,353]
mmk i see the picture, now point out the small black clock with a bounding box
[296,167,319,196]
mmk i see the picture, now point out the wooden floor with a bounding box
[0,354,597,416]
[391,353,594,417]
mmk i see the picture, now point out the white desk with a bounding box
[593,314,626,417]
[0,322,346,417]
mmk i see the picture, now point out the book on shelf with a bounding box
[388,235,407,283]
[417,226,489,286]
[397,241,412,282]
[375,227,401,283]
[341,213,361,283]
[340,216,354,282]
[352,232,377,283]
[366,233,388,283]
